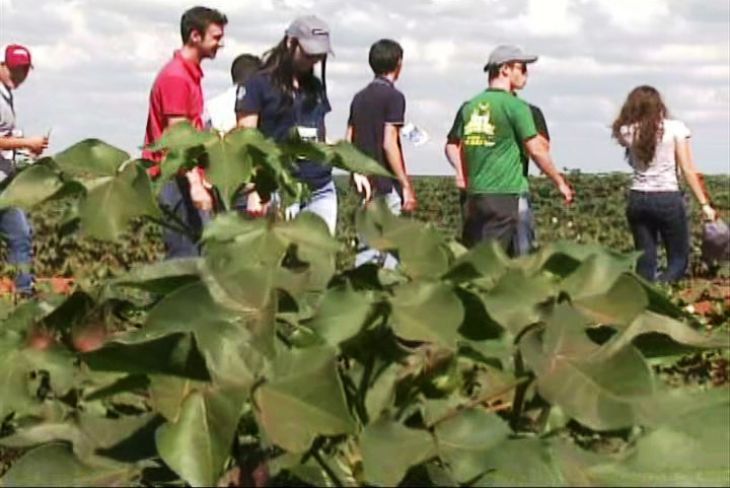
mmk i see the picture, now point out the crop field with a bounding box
[0,132,728,487]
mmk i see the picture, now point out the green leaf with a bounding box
[203,129,258,209]
[573,274,649,326]
[0,442,139,487]
[0,331,76,418]
[390,281,464,349]
[78,163,161,241]
[434,408,511,483]
[560,251,635,300]
[309,283,374,347]
[475,438,566,487]
[443,240,509,284]
[521,304,655,431]
[81,333,211,381]
[321,141,393,178]
[110,258,201,295]
[145,121,215,153]
[480,268,554,336]
[139,278,268,373]
[555,390,730,486]
[365,363,400,422]
[156,386,246,487]
[360,418,436,487]
[53,139,130,177]
[148,376,205,423]
[0,161,64,210]
[255,346,355,453]
[597,311,730,359]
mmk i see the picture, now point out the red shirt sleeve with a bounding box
[158,75,192,118]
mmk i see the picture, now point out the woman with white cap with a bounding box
[236,15,337,234]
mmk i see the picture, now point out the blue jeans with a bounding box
[513,194,536,256]
[355,189,401,269]
[626,190,689,283]
[158,177,211,259]
[0,207,34,293]
[286,181,338,235]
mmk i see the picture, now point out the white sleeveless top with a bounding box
[619,118,691,192]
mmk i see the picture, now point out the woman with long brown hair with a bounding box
[612,85,717,282]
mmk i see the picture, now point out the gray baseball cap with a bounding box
[483,45,538,71]
[286,15,333,56]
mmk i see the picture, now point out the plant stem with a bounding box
[312,448,344,487]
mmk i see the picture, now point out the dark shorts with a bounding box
[461,193,519,252]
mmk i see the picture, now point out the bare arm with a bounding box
[345,125,353,142]
[384,123,416,210]
[444,141,466,187]
[0,135,48,154]
[524,136,573,204]
[676,138,716,220]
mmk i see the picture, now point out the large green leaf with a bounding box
[434,408,511,483]
[443,240,509,285]
[573,274,649,326]
[555,389,730,486]
[81,333,211,381]
[521,305,655,431]
[137,279,265,381]
[0,443,140,487]
[309,283,374,347]
[359,418,436,487]
[475,438,566,487]
[0,413,158,461]
[0,331,76,419]
[53,139,130,177]
[156,386,246,487]
[78,163,161,241]
[145,121,215,153]
[596,310,730,359]
[390,281,464,349]
[110,258,202,295]
[321,141,393,178]
[204,129,255,209]
[480,268,555,336]
[255,346,355,453]
[560,252,635,300]
[0,161,64,210]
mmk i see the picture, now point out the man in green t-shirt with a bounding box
[446,45,572,251]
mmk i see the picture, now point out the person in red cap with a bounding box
[143,6,227,259]
[0,44,49,296]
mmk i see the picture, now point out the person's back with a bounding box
[349,78,405,195]
[458,89,534,196]
[619,118,688,192]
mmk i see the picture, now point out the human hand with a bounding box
[402,184,418,212]
[701,203,717,222]
[246,191,269,217]
[26,136,49,156]
[353,173,372,202]
[185,170,213,212]
[558,180,574,205]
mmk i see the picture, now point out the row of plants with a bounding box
[0,125,728,486]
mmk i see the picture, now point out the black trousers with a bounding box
[461,193,519,253]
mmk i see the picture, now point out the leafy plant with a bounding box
[0,129,728,487]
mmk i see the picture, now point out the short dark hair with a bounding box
[180,6,228,44]
[231,54,262,85]
[368,39,403,76]
[487,64,501,81]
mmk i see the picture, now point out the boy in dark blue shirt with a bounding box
[347,39,417,268]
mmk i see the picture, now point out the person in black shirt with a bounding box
[513,103,550,255]
[347,39,417,268]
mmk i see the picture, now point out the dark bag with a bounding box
[701,218,730,264]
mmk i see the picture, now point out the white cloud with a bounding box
[0,0,727,174]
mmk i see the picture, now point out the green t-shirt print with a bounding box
[451,89,537,194]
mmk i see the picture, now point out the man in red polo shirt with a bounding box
[143,6,227,259]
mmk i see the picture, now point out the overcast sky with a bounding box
[1,0,728,174]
